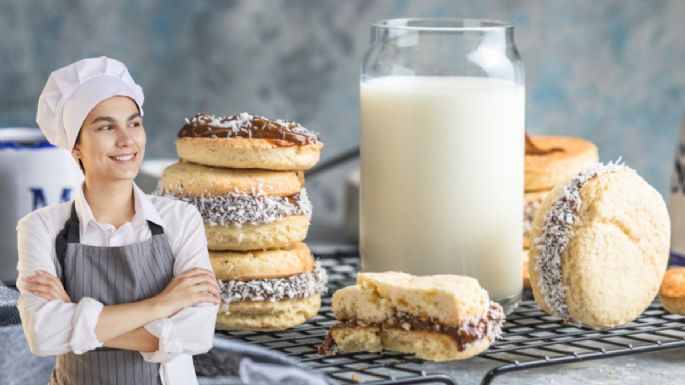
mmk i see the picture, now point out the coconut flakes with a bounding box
[218,261,328,314]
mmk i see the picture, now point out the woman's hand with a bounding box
[23,270,71,303]
[151,268,221,318]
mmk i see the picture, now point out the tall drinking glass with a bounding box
[360,19,524,313]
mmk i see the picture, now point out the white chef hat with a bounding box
[36,56,145,150]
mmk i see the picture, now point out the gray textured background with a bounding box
[1,0,684,231]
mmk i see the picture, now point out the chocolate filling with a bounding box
[318,301,504,355]
[178,112,320,146]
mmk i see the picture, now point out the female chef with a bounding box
[16,56,220,385]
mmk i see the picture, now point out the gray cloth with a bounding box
[0,282,55,385]
[0,284,19,306]
[195,336,332,385]
[0,283,20,326]
[0,323,56,385]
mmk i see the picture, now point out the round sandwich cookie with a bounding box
[525,136,599,192]
[212,243,328,331]
[209,242,314,281]
[158,161,311,250]
[216,294,322,331]
[319,272,505,361]
[176,112,323,171]
[529,162,670,328]
[659,268,685,315]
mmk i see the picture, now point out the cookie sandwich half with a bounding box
[319,272,505,361]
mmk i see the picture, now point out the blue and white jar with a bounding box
[0,128,83,283]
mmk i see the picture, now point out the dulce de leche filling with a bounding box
[177,112,320,146]
[318,301,505,355]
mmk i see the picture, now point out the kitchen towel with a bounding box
[195,335,332,385]
[0,282,56,385]
[0,283,20,326]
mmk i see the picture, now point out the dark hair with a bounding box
[75,130,85,174]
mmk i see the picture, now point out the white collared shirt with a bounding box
[16,182,218,385]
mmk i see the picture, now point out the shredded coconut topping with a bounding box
[156,185,312,226]
[218,262,328,314]
[480,289,505,341]
[533,160,630,322]
[461,300,506,345]
[458,289,506,344]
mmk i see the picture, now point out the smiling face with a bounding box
[72,96,145,182]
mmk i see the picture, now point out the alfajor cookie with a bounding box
[525,135,599,192]
[319,272,505,361]
[529,162,670,328]
[659,268,685,315]
[212,243,328,331]
[216,294,322,331]
[176,112,323,171]
[210,242,314,281]
[158,161,311,250]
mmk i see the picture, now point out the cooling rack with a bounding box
[216,249,685,385]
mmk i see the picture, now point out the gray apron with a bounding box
[50,203,175,385]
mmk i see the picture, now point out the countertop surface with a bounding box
[418,349,685,385]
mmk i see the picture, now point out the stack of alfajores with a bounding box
[158,112,327,330]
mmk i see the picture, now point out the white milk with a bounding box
[360,76,524,301]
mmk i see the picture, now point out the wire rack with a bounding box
[216,249,685,385]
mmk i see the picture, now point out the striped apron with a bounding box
[50,204,175,385]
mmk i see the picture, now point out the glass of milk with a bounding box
[360,19,525,313]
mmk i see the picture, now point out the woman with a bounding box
[17,56,220,385]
